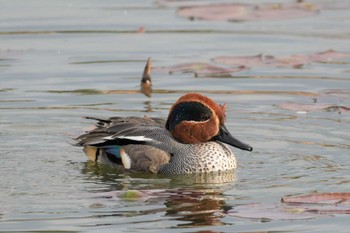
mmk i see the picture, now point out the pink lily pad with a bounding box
[278,102,350,113]
[282,192,350,204]
[178,2,318,22]
[156,62,243,77]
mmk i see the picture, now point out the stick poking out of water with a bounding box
[141,57,152,97]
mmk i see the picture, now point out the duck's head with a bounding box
[165,93,253,151]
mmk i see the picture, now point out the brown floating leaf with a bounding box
[156,62,243,77]
[178,2,318,22]
[282,192,350,204]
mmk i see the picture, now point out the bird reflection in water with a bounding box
[82,162,235,227]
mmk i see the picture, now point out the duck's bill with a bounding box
[213,125,253,151]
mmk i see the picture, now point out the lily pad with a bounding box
[178,2,318,22]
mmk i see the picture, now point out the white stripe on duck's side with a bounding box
[120,148,131,169]
[102,135,154,142]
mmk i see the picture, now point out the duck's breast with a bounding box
[159,142,236,174]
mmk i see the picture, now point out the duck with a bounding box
[74,93,253,174]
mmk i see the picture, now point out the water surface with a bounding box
[1,0,350,232]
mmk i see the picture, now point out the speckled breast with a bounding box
[158,142,237,174]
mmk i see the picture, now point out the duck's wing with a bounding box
[75,116,171,148]
[74,116,179,173]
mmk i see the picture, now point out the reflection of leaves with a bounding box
[178,2,318,22]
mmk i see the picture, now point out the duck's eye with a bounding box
[200,114,210,121]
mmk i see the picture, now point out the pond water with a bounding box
[1,0,350,232]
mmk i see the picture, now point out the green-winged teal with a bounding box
[74,93,253,174]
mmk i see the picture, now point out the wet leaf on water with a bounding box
[156,62,243,77]
[177,2,318,22]
[278,102,350,113]
[282,192,350,204]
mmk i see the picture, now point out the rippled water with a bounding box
[1,1,350,232]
